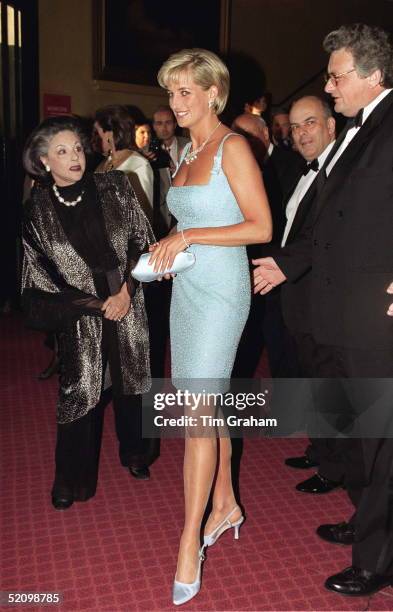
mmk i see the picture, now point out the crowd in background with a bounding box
[15,22,393,606]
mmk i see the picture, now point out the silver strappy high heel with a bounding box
[172,546,206,606]
[203,506,244,547]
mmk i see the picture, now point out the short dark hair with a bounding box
[271,106,289,119]
[290,95,333,119]
[23,115,90,180]
[323,24,393,87]
[94,104,136,150]
[153,105,175,120]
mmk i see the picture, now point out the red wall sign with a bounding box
[43,94,72,118]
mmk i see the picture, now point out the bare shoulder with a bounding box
[221,132,253,167]
[222,132,250,156]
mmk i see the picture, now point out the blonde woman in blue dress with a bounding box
[150,48,272,605]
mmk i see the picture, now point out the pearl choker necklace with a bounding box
[53,183,84,207]
[184,122,222,165]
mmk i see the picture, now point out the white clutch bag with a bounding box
[131,251,196,282]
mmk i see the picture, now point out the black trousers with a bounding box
[263,290,301,378]
[292,332,347,481]
[143,280,171,379]
[233,290,301,379]
[300,335,393,575]
[52,320,157,502]
[348,439,393,576]
[52,391,148,501]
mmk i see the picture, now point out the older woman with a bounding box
[94,105,154,224]
[22,115,154,509]
[150,49,272,604]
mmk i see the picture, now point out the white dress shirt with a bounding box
[325,88,392,176]
[281,141,335,246]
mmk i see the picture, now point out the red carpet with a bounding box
[1,315,392,611]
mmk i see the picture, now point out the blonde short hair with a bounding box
[157,48,230,115]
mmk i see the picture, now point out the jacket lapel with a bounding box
[313,90,393,224]
[286,180,318,244]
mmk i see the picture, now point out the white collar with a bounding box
[361,88,392,124]
[317,140,335,166]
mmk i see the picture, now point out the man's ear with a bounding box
[262,126,271,147]
[367,68,383,89]
[327,116,336,138]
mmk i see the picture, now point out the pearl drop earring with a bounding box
[45,164,50,172]
[208,99,214,109]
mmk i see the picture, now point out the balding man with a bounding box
[269,96,342,491]
[231,112,302,379]
[232,113,270,163]
[232,112,302,247]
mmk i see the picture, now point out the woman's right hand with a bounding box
[147,243,175,280]
[148,231,189,273]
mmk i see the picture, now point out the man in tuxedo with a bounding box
[231,113,301,378]
[254,24,393,597]
[268,96,344,492]
[232,112,301,240]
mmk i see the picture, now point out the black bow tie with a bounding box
[355,108,363,127]
[348,108,363,129]
[302,158,319,175]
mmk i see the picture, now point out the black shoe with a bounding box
[129,465,150,480]
[285,455,319,469]
[52,496,73,510]
[296,473,341,494]
[325,566,392,597]
[316,521,355,545]
[38,355,60,380]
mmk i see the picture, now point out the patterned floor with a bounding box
[1,315,392,611]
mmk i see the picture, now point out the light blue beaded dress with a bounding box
[167,134,251,391]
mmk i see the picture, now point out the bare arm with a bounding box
[186,136,272,246]
[149,135,272,271]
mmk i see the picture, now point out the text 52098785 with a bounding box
[0,592,62,605]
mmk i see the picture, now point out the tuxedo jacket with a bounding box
[276,91,393,350]
[254,145,302,259]
[279,176,318,334]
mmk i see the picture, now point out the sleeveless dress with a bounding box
[166,134,251,392]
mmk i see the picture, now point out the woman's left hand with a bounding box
[102,283,131,321]
[148,232,189,273]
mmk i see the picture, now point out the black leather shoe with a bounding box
[38,355,59,380]
[129,466,150,480]
[316,521,355,545]
[325,566,392,597]
[52,496,73,510]
[285,455,319,469]
[296,473,341,494]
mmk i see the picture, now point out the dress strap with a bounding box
[212,132,241,173]
[173,142,192,177]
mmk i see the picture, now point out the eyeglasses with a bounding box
[324,68,356,86]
